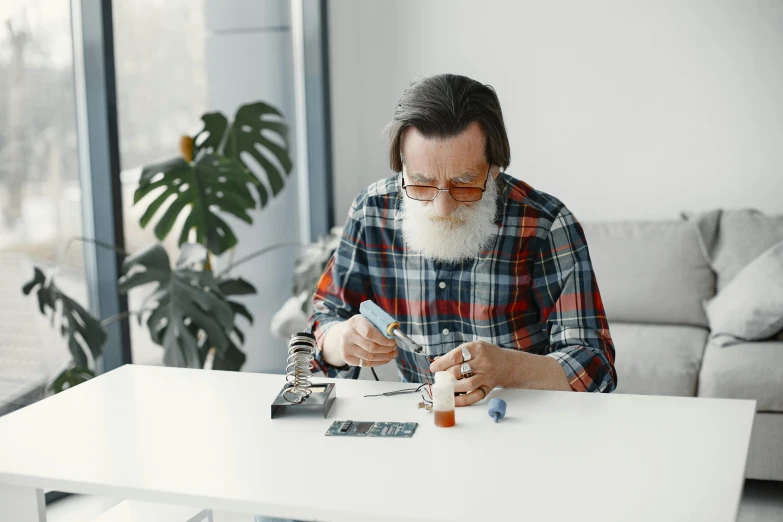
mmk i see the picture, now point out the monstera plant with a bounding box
[22,101,294,393]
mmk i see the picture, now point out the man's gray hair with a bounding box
[385,74,511,173]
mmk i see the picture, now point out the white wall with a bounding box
[328,0,783,223]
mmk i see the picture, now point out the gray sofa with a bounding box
[583,209,783,481]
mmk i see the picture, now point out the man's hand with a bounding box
[322,315,398,368]
[429,340,510,407]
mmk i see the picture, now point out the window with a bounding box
[113,0,207,365]
[0,0,86,413]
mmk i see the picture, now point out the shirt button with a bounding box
[442,328,450,336]
[439,281,446,289]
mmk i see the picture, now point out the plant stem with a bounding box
[203,347,215,371]
[51,236,129,281]
[100,299,165,328]
[216,242,305,278]
[100,310,136,327]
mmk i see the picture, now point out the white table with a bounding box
[0,365,755,522]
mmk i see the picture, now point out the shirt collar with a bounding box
[493,172,509,227]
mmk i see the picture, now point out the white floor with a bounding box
[47,480,783,522]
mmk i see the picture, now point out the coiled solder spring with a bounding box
[283,332,316,404]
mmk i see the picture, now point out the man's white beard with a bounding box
[399,173,499,262]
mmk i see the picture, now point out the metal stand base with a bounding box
[271,383,336,419]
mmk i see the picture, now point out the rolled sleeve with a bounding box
[532,207,618,392]
[546,344,615,393]
[307,310,359,379]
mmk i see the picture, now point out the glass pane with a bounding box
[113,0,207,365]
[0,1,86,413]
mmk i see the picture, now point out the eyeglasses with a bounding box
[402,165,491,202]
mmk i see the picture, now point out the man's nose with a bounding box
[433,190,459,217]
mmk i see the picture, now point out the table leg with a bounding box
[0,484,46,521]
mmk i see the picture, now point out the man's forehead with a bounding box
[400,130,486,180]
[400,124,485,163]
[401,153,486,180]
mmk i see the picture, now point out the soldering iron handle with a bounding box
[359,300,399,339]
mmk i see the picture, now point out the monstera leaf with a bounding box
[192,102,292,205]
[223,102,293,201]
[192,112,228,157]
[47,365,95,395]
[133,102,292,255]
[188,323,247,372]
[118,244,237,368]
[211,342,247,371]
[135,153,260,255]
[217,274,255,345]
[22,268,107,369]
[196,274,255,371]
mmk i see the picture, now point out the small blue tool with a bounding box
[488,398,507,423]
[359,300,424,354]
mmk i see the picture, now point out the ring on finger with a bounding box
[460,362,473,379]
[461,345,472,363]
[358,358,364,368]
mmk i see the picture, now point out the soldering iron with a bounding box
[359,300,425,354]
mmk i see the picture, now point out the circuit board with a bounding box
[325,420,418,438]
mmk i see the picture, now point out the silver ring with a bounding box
[460,362,473,379]
[461,346,472,362]
[358,358,364,368]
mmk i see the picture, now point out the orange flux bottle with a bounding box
[434,409,455,428]
[432,371,456,428]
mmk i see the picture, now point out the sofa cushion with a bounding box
[693,209,783,291]
[698,339,783,412]
[705,240,783,346]
[582,220,714,327]
[611,322,708,397]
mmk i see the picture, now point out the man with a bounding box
[309,74,617,404]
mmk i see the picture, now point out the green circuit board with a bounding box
[325,421,418,438]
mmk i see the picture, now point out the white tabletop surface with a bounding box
[0,365,755,522]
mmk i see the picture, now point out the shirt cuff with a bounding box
[310,316,343,351]
[309,316,355,377]
[546,346,604,393]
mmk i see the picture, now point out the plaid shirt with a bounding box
[308,173,617,392]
